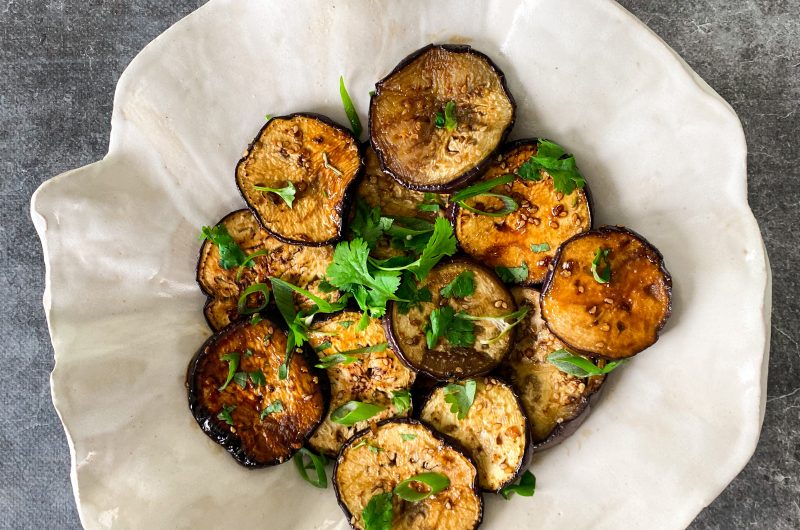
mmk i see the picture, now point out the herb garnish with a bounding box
[260,399,284,419]
[314,343,389,369]
[439,270,475,298]
[443,379,477,420]
[249,313,263,325]
[394,472,450,501]
[391,390,411,414]
[362,492,393,530]
[451,174,518,217]
[434,101,457,132]
[330,401,386,426]
[425,306,475,348]
[237,282,270,315]
[217,404,236,426]
[248,369,266,386]
[457,307,529,345]
[218,352,240,391]
[495,263,529,284]
[400,433,417,441]
[394,272,433,314]
[499,470,536,500]
[322,151,343,177]
[418,192,444,213]
[591,247,611,284]
[546,349,625,377]
[293,447,328,488]
[530,242,551,253]
[339,76,362,138]
[517,139,586,195]
[253,182,296,208]
[200,224,248,269]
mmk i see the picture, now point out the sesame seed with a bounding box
[595,341,606,348]
[532,217,541,226]
[494,300,503,308]
[599,323,611,332]
[588,305,597,314]
[604,298,613,304]
[549,221,559,229]
[577,285,585,294]
[556,192,564,201]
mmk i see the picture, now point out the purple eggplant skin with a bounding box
[332,417,484,530]
[235,112,365,247]
[369,43,516,193]
[418,376,533,493]
[186,318,329,468]
[448,138,596,287]
[539,225,673,360]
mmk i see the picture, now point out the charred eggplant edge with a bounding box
[235,112,365,247]
[195,208,256,299]
[539,225,673,360]
[447,138,595,287]
[383,255,515,381]
[530,374,606,451]
[332,417,484,530]
[186,319,329,468]
[419,376,533,493]
[368,43,517,193]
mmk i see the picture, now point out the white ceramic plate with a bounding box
[32,1,770,528]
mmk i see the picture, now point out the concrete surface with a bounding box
[0,1,797,528]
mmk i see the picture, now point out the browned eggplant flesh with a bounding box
[187,318,325,467]
[420,377,529,491]
[454,140,592,285]
[541,226,672,359]
[333,419,483,530]
[501,287,605,448]
[197,209,337,331]
[370,44,515,191]
[236,113,363,245]
[386,258,516,380]
[306,311,416,457]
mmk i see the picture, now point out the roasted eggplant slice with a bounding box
[187,318,325,467]
[541,226,672,359]
[501,287,605,449]
[386,258,516,380]
[197,209,337,331]
[333,419,483,530]
[453,140,592,285]
[306,311,416,457]
[370,44,515,192]
[236,113,363,245]
[420,377,530,492]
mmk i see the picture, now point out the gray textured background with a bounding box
[1,1,797,529]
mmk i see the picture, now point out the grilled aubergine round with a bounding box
[386,258,516,380]
[453,140,592,285]
[236,113,363,246]
[187,318,326,467]
[197,209,336,331]
[501,287,605,449]
[306,311,416,457]
[369,44,515,192]
[420,377,530,492]
[333,418,483,530]
[541,226,672,359]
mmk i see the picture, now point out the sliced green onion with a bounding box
[235,249,271,281]
[237,283,270,315]
[339,76,362,137]
[293,447,328,488]
[451,174,515,202]
[268,276,347,313]
[218,352,240,391]
[393,472,450,502]
[330,401,386,426]
[591,247,612,284]
[457,193,518,217]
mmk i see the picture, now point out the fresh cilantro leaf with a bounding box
[395,272,432,314]
[314,341,332,352]
[591,247,611,284]
[260,399,284,420]
[244,349,254,357]
[499,470,536,500]
[407,217,457,280]
[339,320,354,329]
[249,313,263,325]
[439,270,475,298]
[233,371,249,389]
[350,199,392,248]
[367,444,383,454]
[400,433,417,441]
[530,242,551,253]
[249,369,266,387]
[443,379,477,420]
[362,492,393,530]
[217,404,236,426]
[516,139,586,195]
[391,390,411,414]
[425,306,475,348]
[318,279,337,293]
[252,182,296,208]
[418,192,443,213]
[200,224,248,270]
[495,263,529,284]
[385,217,435,253]
[434,111,445,128]
[546,349,625,377]
[434,102,457,131]
[218,352,240,391]
[339,76,362,138]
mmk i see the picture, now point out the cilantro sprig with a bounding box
[495,262,529,284]
[546,349,625,378]
[499,470,536,500]
[391,390,411,414]
[200,224,248,269]
[434,101,457,132]
[425,306,475,349]
[439,270,475,299]
[591,247,612,284]
[517,139,586,195]
[451,174,518,217]
[362,492,393,530]
[443,380,477,420]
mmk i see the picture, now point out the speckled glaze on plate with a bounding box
[30,1,770,529]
